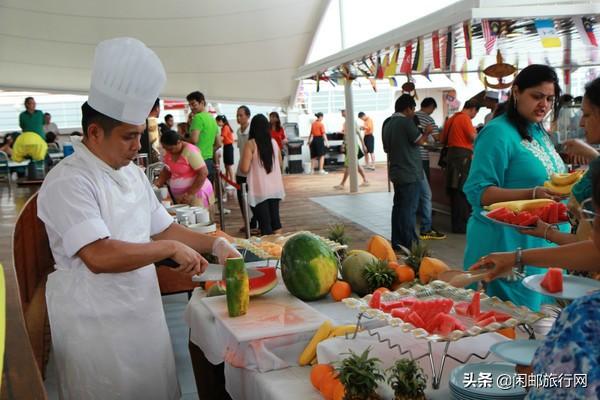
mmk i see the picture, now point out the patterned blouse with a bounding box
[527,291,600,399]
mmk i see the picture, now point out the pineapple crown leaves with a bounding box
[404,241,431,271]
[335,347,385,397]
[362,259,396,292]
[327,223,350,246]
[386,358,427,397]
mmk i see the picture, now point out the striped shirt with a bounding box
[415,111,439,160]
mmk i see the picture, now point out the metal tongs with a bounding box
[438,264,525,288]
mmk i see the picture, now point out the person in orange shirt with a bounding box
[216,115,235,185]
[358,112,375,170]
[308,112,329,174]
[439,100,480,233]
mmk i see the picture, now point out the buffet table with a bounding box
[184,281,512,400]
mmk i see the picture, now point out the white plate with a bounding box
[490,339,544,366]
[480,211,535,230]
[522,274,600,300]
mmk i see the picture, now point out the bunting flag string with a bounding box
[400,41,413,74]
[388,77,398,87]
[535,19,561,48]
[444,28,454,71]
[384,46,399,77]
[421,64,431,81]
[432,31,441,69]
[574,17,598,47]
[482,19,496,55]
[376,54,384,79]
[412,37,424,71]
[463,21,473,60]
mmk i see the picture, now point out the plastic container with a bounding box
[303,162,312,174]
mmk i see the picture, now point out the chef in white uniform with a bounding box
[37,37,240,400]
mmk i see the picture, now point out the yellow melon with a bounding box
[418,257,450,284]
[366,235,397,263]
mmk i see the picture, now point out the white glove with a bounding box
[212,237,242,265]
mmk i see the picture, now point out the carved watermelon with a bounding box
[540,268,563,293]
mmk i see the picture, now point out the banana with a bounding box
[327,325,360,339]
[544,181,574,195]
[485,199,554,212]
[298,320,333,366]
[309,356,318,366]
[550,170,584,186]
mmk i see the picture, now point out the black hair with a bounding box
[507,64,561,141]
[395,94,416,113]
[358,112,366,118]
[24,97,34,104]
[46,131,57,143]
[44,112,51,117]
[215,114,231,128]
[584,78,600,110]
[493,102,508,119]
[160,130,180,146]
[164,114,173,121]
[249,114,274,174]
[463,100,481,111]
[70,131,83,137]
[269,111,282,131]
[1,133,14,146]
[186,91,205,104]
[420,97,437,109]
[81,102,121,136]
[315,112,323,118]
[559,94,573,105]
[238,105,251,117]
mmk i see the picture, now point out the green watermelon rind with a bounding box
[280,233,338,301]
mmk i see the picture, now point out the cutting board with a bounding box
[201,287,330,343]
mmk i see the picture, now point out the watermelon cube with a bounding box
[390,307,411,320]
[540,268,563,293]
[467,292,481,318]
[369,291,382,309]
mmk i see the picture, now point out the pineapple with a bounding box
[335,347,384,400]
[387,358,427,400]
[328,223,349,260]
[362,260,396,292]
[404,242,431,274]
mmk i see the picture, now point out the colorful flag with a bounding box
[574,17,598,47]
[432,31,441,69]
[421,64,431,81]
[463,21,473,60]
[388,77,398,87]
[534,19,561,48]
[385,46,399,77]
[368,78,377,92]
[315,73,320,92]
[444,28,454,70]
[376,55,384,79]
[400,41,413,74]
[412,37,424,71]
[482,19,496,55]
[461,60,468,85]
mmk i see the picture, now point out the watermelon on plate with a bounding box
[466,292,481,318]
[476,316,497,327]
[491,311,512,322]
[405,311,426,329]
[454,301,470,316]
[369,291,382,309]
[390,307,411,320]
[425,312,447,333]
[540,268,563,293]
[437,314,466,335]
[280,233,338,301]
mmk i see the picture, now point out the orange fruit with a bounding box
[330,281,352,301]
[310,364,333,390]
[374,287,390,295]
[332,379,345,400]
[319,375,338,400]
[498,327,516,339]
[394,265,416,283]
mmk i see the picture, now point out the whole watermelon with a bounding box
[281,233,338,301]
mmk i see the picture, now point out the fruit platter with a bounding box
[342,280,544,342]
[482,199,569,229]
[234,231,348,261]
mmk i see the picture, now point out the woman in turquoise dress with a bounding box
[463,65,567,311]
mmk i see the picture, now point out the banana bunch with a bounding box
[544,170,585,195]
[298,321,360,366]
[485,199,554,212]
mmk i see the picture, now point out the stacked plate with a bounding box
[449,363,527,400]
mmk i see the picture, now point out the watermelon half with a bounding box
[540,268,563,293]
[249,267,278,297]
[280,233,338,301]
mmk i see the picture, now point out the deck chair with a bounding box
[12,192,55,378]
[0,150,11,186]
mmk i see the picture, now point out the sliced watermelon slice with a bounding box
[488,207,512,220]
[437,314,466,335]
[476,316,497,327]
[491,311,512,322]
[475,311,495,322]
[540,268,563,293]
[369,291,382,309]
[548,202,559,224]
[466,292,481,318]
[380,300,406,313]
[406,311,426,329]
[425,312,446,333]
[454,301,470,316]
[390,307,411,320]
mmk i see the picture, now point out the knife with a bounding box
[192,264,264,282]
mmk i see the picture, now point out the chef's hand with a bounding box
[469,252,516,282]
[563,139,599,163]
[171,242,208,276]
[212,237,242,265]
[533,186,567,202]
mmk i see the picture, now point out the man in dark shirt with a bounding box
[382,94,432,251]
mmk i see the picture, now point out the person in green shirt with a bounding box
[19,97,45,140]
[186,91,220,182]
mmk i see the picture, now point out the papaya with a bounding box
[485,199,554,212]
[225,257,249,317]
[366,235,397,263]
[418,257,450,284]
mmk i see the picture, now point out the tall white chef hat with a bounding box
[88,37,166,125]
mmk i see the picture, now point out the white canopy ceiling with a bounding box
[0,0,329,106]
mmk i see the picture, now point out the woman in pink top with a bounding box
[240,114,285,235]
[155,130,214,208]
